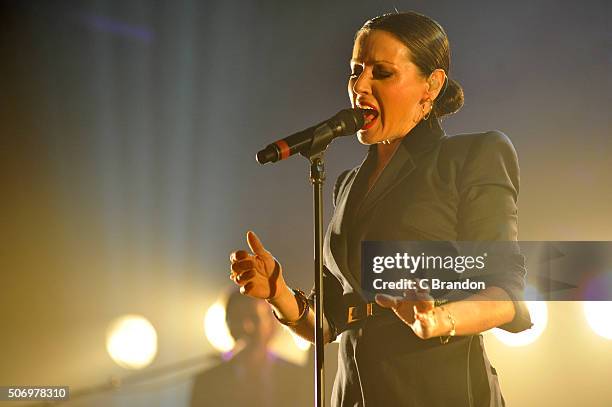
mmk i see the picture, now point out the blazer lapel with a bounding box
[325,163,368,297]
[357,144,416,219]
[327,228,367,298]
[324,119,445,300]
[357,118,445,219]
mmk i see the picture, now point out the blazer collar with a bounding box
[356,118,445,218]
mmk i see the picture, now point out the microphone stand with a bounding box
[297,110,362,407]
[307,152,326,407]
[300,128,334,407]
[258,107,364,407]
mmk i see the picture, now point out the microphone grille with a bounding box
[336,108,365,135]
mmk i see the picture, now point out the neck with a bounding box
[375,138,402,169]
[232,339,270,367]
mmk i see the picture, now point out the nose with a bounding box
[351,70,371,96]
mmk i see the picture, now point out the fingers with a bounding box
[398,279,433,313]
[230,265,256,285]
[375,279,433,309]
[234,270,255,285]
[229,252,254,282]
[240,282,254,295]
[377,293,417,325]
[415,280,431,300]
[229,232,268,295]
[413,279,434,313]
[231,258,256,273]
[246,231,267,257]
[230,258,257,288]
[230,250,249,263]
[375,293,401,309]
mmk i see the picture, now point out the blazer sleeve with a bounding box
[456,131,532,333]
[307,169,353,342]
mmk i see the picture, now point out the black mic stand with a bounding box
[299,126,336,407]
[297,114,348,407]
[307,152,326,407]
[299,110,365,407]
[257,107,365,407]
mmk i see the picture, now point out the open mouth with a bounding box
[359,107,379,130]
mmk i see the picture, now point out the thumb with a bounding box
[246,230,268,256]
[375,293,400,310]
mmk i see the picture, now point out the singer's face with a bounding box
[348,30,429,145]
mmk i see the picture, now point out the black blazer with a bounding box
[316,117,532,407]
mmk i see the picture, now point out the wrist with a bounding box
[269,288,310,327]
[266,279,292,306]
[435,307,450,334]
[437,305,456,344]
[264,260,290,303]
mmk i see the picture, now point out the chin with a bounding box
[356,133,369,145]
[357,130,379,145]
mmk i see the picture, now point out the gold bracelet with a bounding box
[439,306,456,345]
[434,298,448,307]
[270,289,310,327]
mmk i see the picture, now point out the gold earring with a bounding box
[423,100,433,121]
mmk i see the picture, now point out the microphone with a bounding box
[256,108,366,164]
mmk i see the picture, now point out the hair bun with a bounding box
[435,77,464,117]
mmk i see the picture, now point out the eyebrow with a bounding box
[350,59,397,66]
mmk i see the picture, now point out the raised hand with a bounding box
[229,231,286,300]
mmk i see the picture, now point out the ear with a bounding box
[425,69,446,101]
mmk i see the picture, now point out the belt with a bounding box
[347,302,391,324]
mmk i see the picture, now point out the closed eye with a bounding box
[349,64,394,80]
[373,68,392,79]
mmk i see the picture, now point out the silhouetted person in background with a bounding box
[190,289,310,407]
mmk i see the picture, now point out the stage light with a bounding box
[583,301,612,340]
[204,301,235,352]
[492,299,548,347]
[270,326,311,366]
[106,315,158,369]
[290,330,312,351]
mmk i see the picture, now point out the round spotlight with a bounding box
[106,315,158,369]
[290,330,311,351]
[204,301,235,352]
[492,300,548,347]
[269,326,310,366]
[583,301,612,340]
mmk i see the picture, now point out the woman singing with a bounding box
[230,11,531,407]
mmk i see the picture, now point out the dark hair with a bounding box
[357,11,464,118]
[225,289,260,341]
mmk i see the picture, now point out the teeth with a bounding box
[358,106,378,114]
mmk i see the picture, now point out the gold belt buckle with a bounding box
[366,302,373,316]
[348,306,358,324]
[348,303,374,324]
